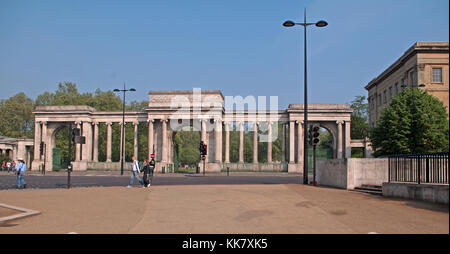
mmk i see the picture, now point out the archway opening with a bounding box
[173,126,201,173]
[307,127,334,172]
[54,125,73,170]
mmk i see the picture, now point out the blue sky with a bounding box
[0,0,448,109]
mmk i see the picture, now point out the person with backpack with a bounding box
[16,158,27,189]
[128,156,144,188]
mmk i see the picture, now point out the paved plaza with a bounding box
[0,180,448,234]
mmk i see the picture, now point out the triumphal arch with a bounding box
[31,89,371,173]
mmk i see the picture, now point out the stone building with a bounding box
[0,136,34,168]
[31,89,373,173]
[365,42,449,127]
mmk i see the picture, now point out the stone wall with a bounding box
[383,182,449,205]
[316,158,388,189]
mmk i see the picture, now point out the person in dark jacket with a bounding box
[142,159,150,188]
[148,158,155,186]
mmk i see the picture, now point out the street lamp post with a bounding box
[283,9,328,184]
[401,83,426,153]
[114,83,136,176]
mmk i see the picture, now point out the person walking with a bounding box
[1,161,5,171]
[128,156,144,188]
[148,158,155,187]
[16,158,27,189]
[142,159,150,188]
[6,161,11,173]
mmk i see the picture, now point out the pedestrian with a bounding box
[41,162,45,175]
[148,158,155,187]
[142,159,150,188]
[16,158,27,189]
[128,156,144,188]
[6,161,11,173]
[1,161,5,171]
[11,161,16,173]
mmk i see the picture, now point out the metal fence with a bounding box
[388,152,448,184]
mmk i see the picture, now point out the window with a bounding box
[389,86,393,99]
[378,94,381,105]
[401,79,406,90]
[432,68,442,83]
[410,71,416,86]
[383,90,387,104]
[395,82,399,94]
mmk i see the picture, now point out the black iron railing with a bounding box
[388,152,448,184]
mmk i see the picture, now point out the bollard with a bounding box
[227,167,229,176]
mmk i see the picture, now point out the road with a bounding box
[0,171,303,190]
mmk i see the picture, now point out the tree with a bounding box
[174,128,200,165]
[370,88,449,157]
[350,95,369,139]
[34,82,128,167]
[0,92,34,138]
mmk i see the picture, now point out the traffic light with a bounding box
[72,128,81,143]
[40,142,44,155]
[199,141,207,156]
[199,141,203,154]
[308,125,313,146]
[202,144,207,155]
[312,125,320,146]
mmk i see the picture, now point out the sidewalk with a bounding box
[0,184,448,234]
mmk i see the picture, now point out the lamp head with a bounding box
[113,89,120,92]
[315,20,328,27]
[283,20,296,27]
[129,88,136,92]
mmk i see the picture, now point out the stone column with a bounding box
[289,121,295,163]
[161,119,167,163]
[253,122,258,163]
[267,121,272,163]
[106,122,112,162]
[224,122,230,163]
[297,121,303,164]
[239,122,244,163]
[214,119,222,163]
[82,121,92,161]
[281,123,286,162]
[133,122,139,159]
[92,122,99,162]
[75,122,81,161]
[148,120,154,157]
[337,120,343,159]
[345,121,351,158]
[33,121,41,161]
[41,121,48,169]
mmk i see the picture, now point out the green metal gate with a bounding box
[52,147,62,170]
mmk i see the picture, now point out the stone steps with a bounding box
[352,185,383,196]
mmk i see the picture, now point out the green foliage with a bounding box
[318,128,333,151]
[33,82,146,167]
[370,88,449,157]
[174,127,200,165]
[0,92,34,138]
[350,95,369,139]
[127,100,148,111]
